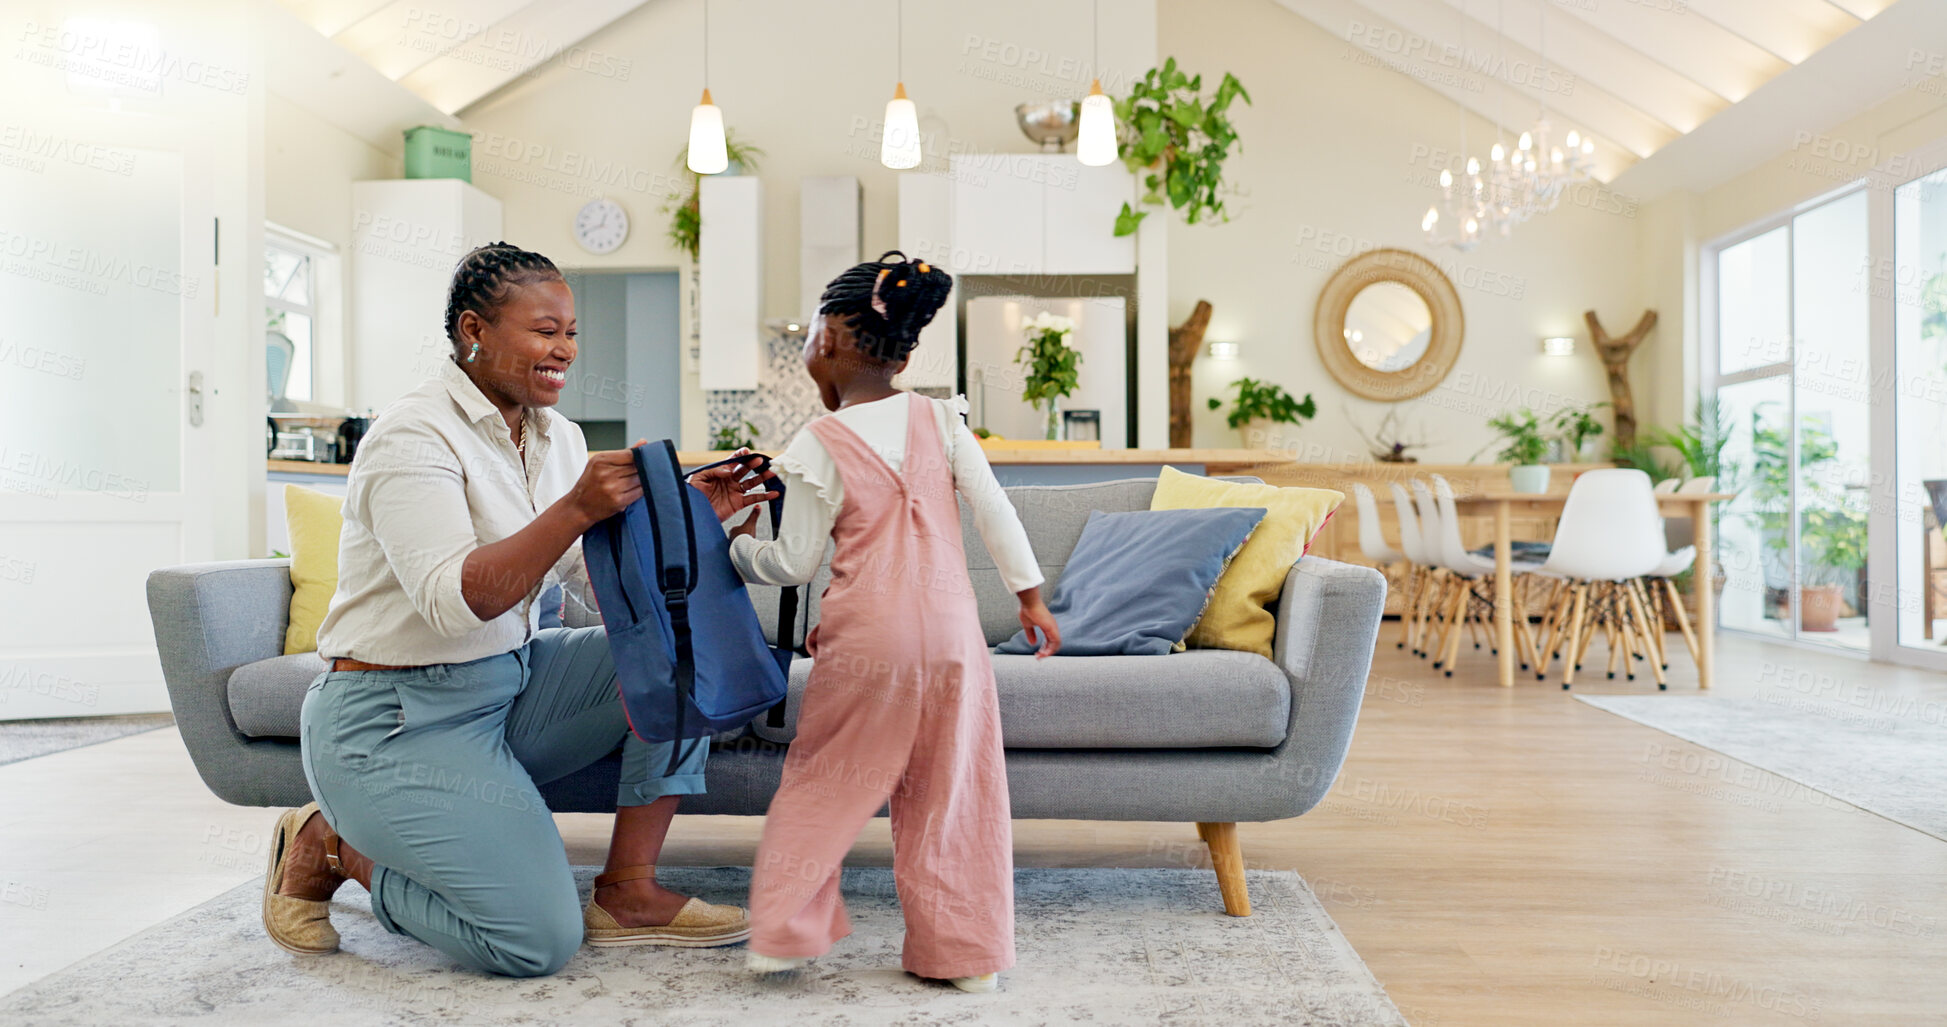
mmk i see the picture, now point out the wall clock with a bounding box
[573,197,629,255]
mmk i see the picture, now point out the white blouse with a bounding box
[728,393,1044,594]
[316,359,591,665]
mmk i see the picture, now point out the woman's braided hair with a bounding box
[443,242,564,355]
[816,250,953,363]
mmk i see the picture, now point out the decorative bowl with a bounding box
[1015,100,1081,152]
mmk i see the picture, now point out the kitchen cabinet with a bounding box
[348,179,502,412]
[698,175,763,391]
[897,173,955,389]
[946,154,1135,276]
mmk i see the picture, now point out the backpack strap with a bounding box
[639,443,700,777]
[684,451,801,731]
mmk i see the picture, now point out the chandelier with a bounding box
[1421,0,1594,249]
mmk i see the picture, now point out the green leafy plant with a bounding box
[1608,435,1676,481]
[1487,408,1549,466]
[1207,378,1317,430]
[1646,396,1734,487]
[1801,504,1867,586]
[1017,313,1083,439]
[1111,57,1250,237]
[709,418,758,451]
[664,132,765,261]
[1550,403,1607,458]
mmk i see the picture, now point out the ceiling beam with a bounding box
[330,0,538,81]
[399,0,653,115]
[1546,0,1788,102]
[1609,0,1947,198]
[1679,0,1860,66]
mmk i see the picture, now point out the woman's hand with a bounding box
[565,445,647,530]
[1016,586,1061,660]
[727,508,761,541]
[689,448,780,523]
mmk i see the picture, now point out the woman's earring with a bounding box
[466,342,481,363]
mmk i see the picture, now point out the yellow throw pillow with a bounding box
[283,484,344,655]
[1149,466,1343,658]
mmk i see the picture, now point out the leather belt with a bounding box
[330,658,414,673]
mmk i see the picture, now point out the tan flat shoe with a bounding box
[583,866,750,948]
[262,802,340,955]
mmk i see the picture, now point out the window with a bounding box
[265,235,316,403]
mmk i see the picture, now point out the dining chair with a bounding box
[1530,469,1671,690]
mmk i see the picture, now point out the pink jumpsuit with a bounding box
[748,392,1016,979]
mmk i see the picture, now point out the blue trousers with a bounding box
[299,626,706,977]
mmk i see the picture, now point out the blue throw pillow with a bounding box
[996,507,1266,657]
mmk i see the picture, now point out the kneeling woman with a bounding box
[263,243,773,976]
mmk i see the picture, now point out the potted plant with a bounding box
[709,418,758,452]
[1550,403,1607,462]
[1488,409,1551,492]
[1016,312,1081,440]
[1111,58,1250,237]
[1799,504,1867,632]
[1209,378,1316,450]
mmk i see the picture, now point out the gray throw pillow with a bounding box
[996,506,1266,657]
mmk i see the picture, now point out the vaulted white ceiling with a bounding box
[1274,0,1935,196]
[277,0,653,115]
[276,0,1937,198]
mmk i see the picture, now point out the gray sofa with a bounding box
[147,477,1384,916]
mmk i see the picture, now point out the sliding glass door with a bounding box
[1709,190,1871,653]
[1894,166,1947,657]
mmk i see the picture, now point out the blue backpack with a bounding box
[582,442,801,773]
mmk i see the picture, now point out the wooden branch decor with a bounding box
[1169,299,1213,448]
[1584,308,1658,449]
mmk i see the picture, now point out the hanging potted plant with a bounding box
[1016,312,1081,440]
[1111,57,1250,237]
[1208,378,1316,451]
[1488,408,1551,493]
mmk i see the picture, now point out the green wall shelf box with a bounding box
[403,126,472,182]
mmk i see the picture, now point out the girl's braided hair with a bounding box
[443,242,564,355]
[816,250,952,363]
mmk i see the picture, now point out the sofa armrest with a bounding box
[1269,556,1387,814]
[146,560,313,806]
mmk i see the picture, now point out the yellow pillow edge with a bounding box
[283,484,345,655]
[1150,467,1345,657]
[1168,516,1267,653]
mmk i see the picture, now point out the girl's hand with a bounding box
[727,508,761,540]
[1016,587,1061,659]
[688,447,780,523]
[566,446,645,528]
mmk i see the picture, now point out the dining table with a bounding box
[1449,491,1736,689]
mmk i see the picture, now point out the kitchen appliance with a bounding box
[335,416,371,464]
[269,425,336,463]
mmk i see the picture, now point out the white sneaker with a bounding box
[950,973,998,993]
[745,951,809,974]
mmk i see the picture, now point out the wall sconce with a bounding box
[1541,336,1575,357]
[1208,341,1240,360]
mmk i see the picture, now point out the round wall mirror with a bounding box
[1314,249,1463,401]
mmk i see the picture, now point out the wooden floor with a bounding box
[563,633,1947,1026]
[3,632,1942,1024]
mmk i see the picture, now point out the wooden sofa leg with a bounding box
[1196,821,1252,917]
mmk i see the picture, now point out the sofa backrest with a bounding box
[750,475,1260,648]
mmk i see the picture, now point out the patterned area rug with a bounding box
[0,714,173,767]
[1577,694,1947,841]
[0,867,1403,1026]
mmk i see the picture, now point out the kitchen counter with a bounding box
[268,459,351,477]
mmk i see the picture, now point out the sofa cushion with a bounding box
[749,650,1290,749]
[228,651,330,737]
[995,507,1265,656]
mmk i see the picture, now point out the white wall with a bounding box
[1160,0,1641,461]
[265,93,399,409]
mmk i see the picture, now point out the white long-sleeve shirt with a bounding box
[317,359,592,665]
[728,393,1043,594]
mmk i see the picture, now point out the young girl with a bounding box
[726,251,1060,993]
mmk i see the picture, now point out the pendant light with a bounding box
[880,0,921,169]
[686,0,728,175]
[1076,0,1117,167]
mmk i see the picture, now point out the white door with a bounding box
[0,8,251,718]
